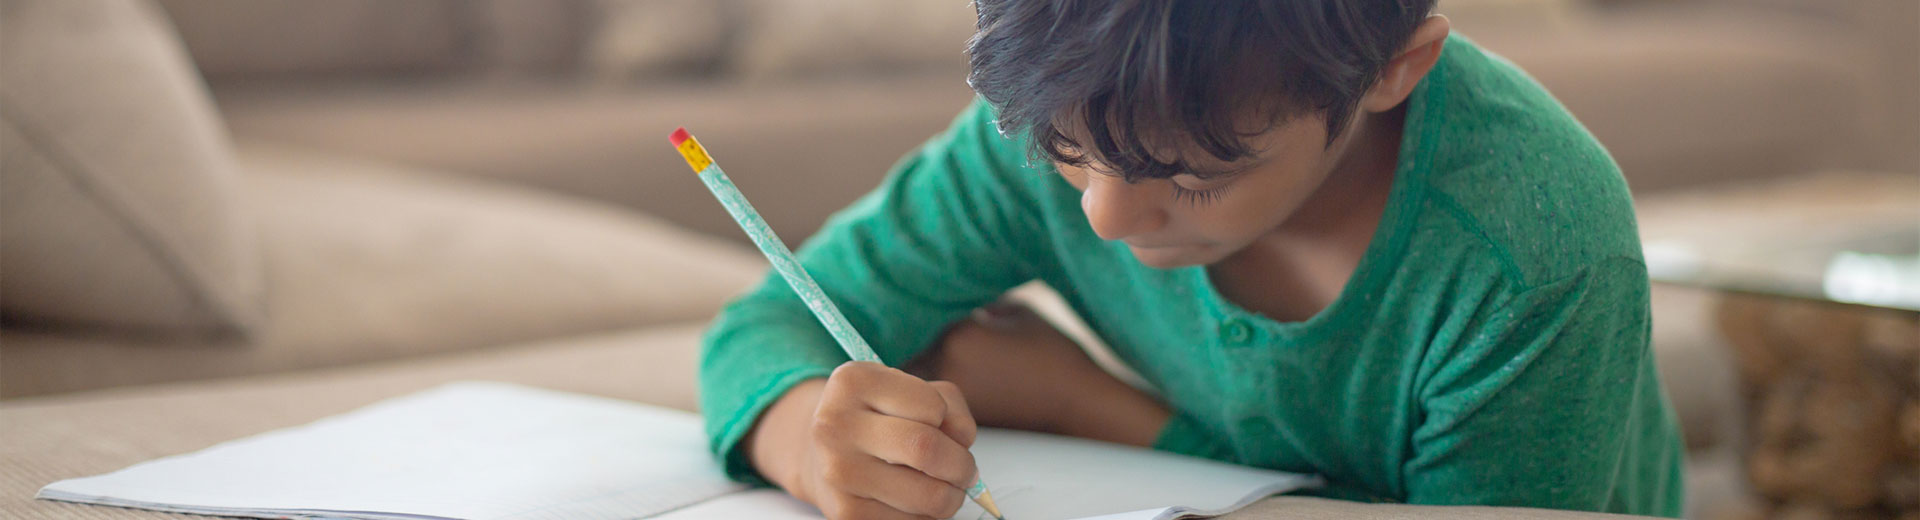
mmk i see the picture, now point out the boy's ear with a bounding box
[1359,15,1451,113]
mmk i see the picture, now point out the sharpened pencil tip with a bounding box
[975,488,1005,519]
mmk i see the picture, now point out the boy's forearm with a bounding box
[1045,371,1172,448]
[914,305,1174,448]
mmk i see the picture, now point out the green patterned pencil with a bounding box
[669,127,1006,520]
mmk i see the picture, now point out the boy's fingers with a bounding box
[829,362,947,427]
[838,414,976,488]
[825,494,937,520]
[842,455,968,519]
[928,381,977,448]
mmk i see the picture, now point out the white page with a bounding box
[43,383,1315,520]
[951,429,1318,520]
[654,429,1319,520]
[651,488,825,520]
[39,381,746,520]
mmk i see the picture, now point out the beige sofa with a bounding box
[3,0,1914,518]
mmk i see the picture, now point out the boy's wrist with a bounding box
[744,378,825,500]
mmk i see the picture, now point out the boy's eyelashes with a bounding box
[1170,172,1238,207]
[1171,183,1231,207]
[1055,165,1235,207]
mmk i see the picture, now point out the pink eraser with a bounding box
[669,127,691,147]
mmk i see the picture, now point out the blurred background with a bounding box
[1,1,1916,520]
[160,0,1919,244]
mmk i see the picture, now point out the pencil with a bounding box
[669,127,1006,520]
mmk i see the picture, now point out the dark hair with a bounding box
[968,0,1436,181]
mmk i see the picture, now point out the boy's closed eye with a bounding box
[1171,174,1235,207]
[1054,159,1249,208]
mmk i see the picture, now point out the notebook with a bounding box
[39,381,1318,520]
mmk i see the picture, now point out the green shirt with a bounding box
[699,35,1684,516]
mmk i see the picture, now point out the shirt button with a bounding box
[1236,416,1277,443]
[1221,319,1253,345]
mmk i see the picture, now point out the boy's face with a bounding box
[1054,111,1357,269]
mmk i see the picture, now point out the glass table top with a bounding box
[1644,225,1920,311]
[1636,171,1920,312]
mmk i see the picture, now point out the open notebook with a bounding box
[40,382,1318,520]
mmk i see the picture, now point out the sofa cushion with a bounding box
[473,0,592,76]
[582,0,731,82]
[0,141,766,398]
[0,0,263,337]
[1469,6,1879,192]
[157,0,607,81]
[729,0,976,79]
[153,0,467,80]
[212,75,979,246]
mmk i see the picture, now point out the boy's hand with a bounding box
[747,362,978,520]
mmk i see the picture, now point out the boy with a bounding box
[701,1,1685,518]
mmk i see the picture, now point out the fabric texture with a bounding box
[0,0,262,337]
[699,35,1684,515]
[0,141,767,398]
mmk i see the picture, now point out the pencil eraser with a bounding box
[669,127,691,147]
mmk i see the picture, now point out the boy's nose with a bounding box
[1080,177,1167,241]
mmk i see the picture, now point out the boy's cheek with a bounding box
[1056,166,1091,191]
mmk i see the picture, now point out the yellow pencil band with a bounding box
[672,131,713,173]
[668,127,1005,520]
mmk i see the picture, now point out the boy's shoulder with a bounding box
[1411,35,1644,290]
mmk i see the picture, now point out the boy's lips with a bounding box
[1123,239,1192,249]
